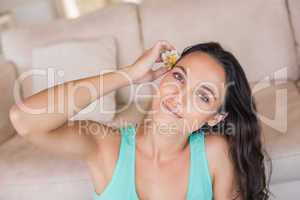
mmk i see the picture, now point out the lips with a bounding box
[162,101,183,118]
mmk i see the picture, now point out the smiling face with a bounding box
[151,51,228,135]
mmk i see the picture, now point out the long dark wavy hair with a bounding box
[175,42,271,200]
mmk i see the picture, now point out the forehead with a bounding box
[177,52,226,88]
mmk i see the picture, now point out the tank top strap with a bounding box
[117,123,137,184]
[119,123,137,146]
[187,130,213,200]
[118,123,139,199]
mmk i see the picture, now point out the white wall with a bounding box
[0,0,57,27]
[0,0,58,54]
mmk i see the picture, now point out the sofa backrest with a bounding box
[0,61,18,144]
[1,3,143,105]
[2,0,299,109]
[138,0,299,82]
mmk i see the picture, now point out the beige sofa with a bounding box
[1,0,300,199]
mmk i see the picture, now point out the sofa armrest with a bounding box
[0,60,18,145]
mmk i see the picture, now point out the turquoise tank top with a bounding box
[93,124,213,200]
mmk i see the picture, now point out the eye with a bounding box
[172,72,184,83]
[196,90,210,103]
[200,95,210,103]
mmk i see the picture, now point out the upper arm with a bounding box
[205,135,242,200]
[21,120,117,160]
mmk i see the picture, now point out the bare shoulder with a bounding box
[204,133,231,157]
[203,133,233,182]
[204,133,241,199]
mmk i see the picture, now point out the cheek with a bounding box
[184,107,210,120]
[183,96,214,116]
[182,99,217,123]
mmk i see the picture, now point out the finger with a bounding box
[152,66,169,79]
[164,42,176,51]
[151,40,176,64]
[155,55,163,63]
[154,40,175,53]
[158,40,176,51]
[156,43,176,62]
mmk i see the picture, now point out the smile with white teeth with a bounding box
[162,101,183,118]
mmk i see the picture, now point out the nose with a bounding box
[164,93,183,113]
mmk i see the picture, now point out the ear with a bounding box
[207,112,228,127]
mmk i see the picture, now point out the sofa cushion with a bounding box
[1,2,143,105]
[269,181,300,199]
[0,135,93,200]
[139,0,298,82]
[30,37,117,122]
[252,81,300,184]
[0,61,18,145]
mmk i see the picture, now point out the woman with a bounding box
[10,40,270,200]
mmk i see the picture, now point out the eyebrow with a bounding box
[174,65,187,76]
[200,85,217,100]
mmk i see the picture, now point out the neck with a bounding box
[135,112,190,163]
